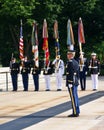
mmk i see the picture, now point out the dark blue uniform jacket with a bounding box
[66,58,79,87]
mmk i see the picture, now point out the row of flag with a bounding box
[19,18,85,67]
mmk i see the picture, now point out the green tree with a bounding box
[0,0,104,67]
[0,0,38,66]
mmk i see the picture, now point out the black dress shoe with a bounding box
[74,114,79,117]
[82,89,85,91]
[93,89,97,91]
[45,89,50,91]
[57,89,62,91]
[12,90,17,91]
[68,114,79,117]
[34,90,39,91]
[23,89,28,91]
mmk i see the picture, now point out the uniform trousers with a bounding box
[79,71,86,90]
[11,74,18,91]
[56,73,63,89]
[68,85,80,115]
[44,75,50,90]
[33,74,39,91]
[22,73,29,91]
[91,74,98,90]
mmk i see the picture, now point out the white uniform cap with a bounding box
[67,50,76,54]
[91,52,96,56]
[80,52,84,55]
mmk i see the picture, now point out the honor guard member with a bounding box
[52,55,64,91]
[66,50,80,117]
[43,61,54,91]
[31,59,41,91]
[21,56,31,91]
[89,53,100,91]
[10,58,20,91]
[79,52,88,90]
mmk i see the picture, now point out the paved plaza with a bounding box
[0,75,104,130]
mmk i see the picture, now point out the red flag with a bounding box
[78,17,85,44]
[19,20,24,60]
[42,19,50,66]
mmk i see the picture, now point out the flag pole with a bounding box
[20,19,22,26]
[79,42,82,53]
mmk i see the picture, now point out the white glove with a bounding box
[68,84,73,88]
[89,66,91,68]
[85,72,87,75]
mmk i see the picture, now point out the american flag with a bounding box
[19,20,24,60]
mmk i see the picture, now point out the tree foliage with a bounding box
[0,0,104,66]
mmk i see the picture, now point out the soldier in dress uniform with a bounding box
[43,60,54,91]
[21,56,31,91]
[52,55,64,91]
[10,58,20,91]
[89,53,100,91]
[79,52,88,90]
[31,59,41,91]
[66,50,80,117]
